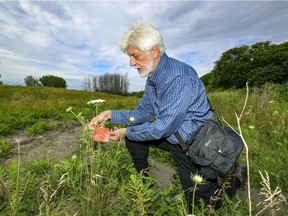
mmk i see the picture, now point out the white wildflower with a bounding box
[268,100,274,103]
[87,99,105,105]
[66,107,73,112]
[191,174,205,184]
[71,155,77,160]
[248,125,255,129]
[129,116,135,122]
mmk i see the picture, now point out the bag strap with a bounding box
[174,131,188,152]
[207,97,222,125]
[175,121,204,152]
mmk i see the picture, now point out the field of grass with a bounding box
[0,84,287,215]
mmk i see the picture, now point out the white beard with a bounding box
[134,53,154,78]
[134,60,153,78]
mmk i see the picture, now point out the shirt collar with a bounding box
[148,53,168,86]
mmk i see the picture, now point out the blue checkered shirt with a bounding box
[111,53,212,144]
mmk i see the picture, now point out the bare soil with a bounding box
[1,121,82,165]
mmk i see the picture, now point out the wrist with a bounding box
[106,110,112,119]
[121,128,127,137]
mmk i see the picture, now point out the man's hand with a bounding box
[88,110,111,130]
[109,128,127,141]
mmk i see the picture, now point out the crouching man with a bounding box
[89,21,246,213]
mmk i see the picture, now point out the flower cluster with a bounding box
[191,174,206,184]
[87,99,105,105]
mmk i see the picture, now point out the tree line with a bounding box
[201,41,288,90]
[83,73,129,95]
[24,75,67,88]
[23,73,129,95]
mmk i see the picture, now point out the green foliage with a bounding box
[203,41,288,90]
[25,121,57,136]
[208,85,288,193]
[24,75,40,86]
[0,85,140,136]
[1,84,288,215]
[128,90,145,98]
[0,141,14,159]
[39,75,67,88]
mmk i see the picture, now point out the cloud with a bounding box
[0,1,288,92]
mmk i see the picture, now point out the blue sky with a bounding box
[1,0,288,92]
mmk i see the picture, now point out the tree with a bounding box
[205,41,288,90]
[24,76,40,86]
[83,73,129,95]
[83,75,98,92]
[39,75,67,88]
[210,45,250,89]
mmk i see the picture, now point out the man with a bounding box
[89,21,246,213]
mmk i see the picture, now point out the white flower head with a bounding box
[191,174,205,184]
[66,107,73,112]
[248,125,255,129]
[87,99,106,105]
[129,116,135,122]
[71,155,77,160]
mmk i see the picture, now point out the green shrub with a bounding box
[25,121,57,136]
[0,141,14,159]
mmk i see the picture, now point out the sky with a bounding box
[1,0,288,92]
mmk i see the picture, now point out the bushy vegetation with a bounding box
[0,84,287,215]
[24,75,68,88]
[24,76,40,87]
[39,75,67,88]
[202,41,288,90]
[25,121,58,137]
[0,141,14,159]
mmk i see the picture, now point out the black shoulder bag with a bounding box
[174,100,244,179]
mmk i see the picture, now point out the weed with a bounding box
[0,141,14,159]
[25,121,57,136]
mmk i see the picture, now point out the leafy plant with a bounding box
[25,121,57,136]
[0,141,14,159]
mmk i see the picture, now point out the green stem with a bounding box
[192,182,198,215]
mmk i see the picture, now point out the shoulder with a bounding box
[162,54,198,80]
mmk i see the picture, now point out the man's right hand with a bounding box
[88,110,111,130]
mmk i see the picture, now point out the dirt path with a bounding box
[2,121,82,165]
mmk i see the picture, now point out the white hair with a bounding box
[119,21,165,56]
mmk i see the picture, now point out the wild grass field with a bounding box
[0,84,287,215]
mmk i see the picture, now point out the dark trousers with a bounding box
[125,137,241,213]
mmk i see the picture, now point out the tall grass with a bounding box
[0,84,287,215]
[0,85,139,135]
[208,84,288,193]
